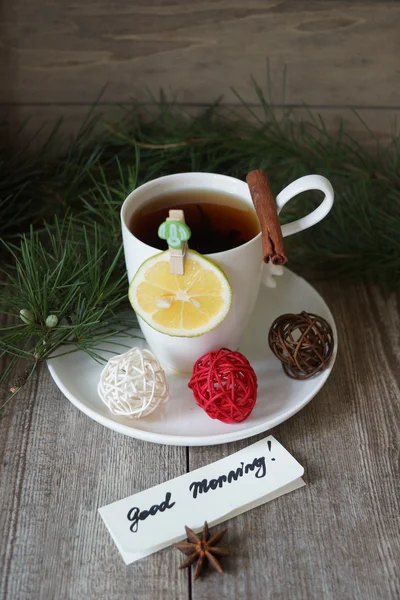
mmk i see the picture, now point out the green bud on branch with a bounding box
[20,309,34,325]
[45,315,59,328]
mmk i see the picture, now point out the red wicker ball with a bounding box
[188,348,258,424]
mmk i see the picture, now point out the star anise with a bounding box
[173,522,232,580]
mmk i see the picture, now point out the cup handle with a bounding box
[276,175,334,238]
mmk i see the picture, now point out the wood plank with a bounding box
[188,280,400,600]
[1,281,399,598]
[1,1,399,108]
[0,358,188,600]
[2,103,399,151]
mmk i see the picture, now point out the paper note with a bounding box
[99,436,305,564]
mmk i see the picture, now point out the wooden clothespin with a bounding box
[158,210,191,275]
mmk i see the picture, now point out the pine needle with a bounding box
[1,82,399,407]
[0,216,136,405]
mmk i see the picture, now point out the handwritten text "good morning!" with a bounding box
[126,455,268,532]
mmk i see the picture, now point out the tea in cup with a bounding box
[121,172,333,372]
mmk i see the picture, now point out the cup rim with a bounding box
[120,172,262,259]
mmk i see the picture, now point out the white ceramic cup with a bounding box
[121,173,334,372]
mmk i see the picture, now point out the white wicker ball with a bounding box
[97,347,169,419]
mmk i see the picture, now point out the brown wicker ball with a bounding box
[268,311,334,380]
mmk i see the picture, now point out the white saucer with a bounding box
[48,269,337,446]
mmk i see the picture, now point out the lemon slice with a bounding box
[129,250,232,337]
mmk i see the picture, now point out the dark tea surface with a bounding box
[129,189,260,254]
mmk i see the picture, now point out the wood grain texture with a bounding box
[1,280,399,600]
[3,103,399,152]
[188,280,400,600]
[0,360,188,600]
[1,4,399,595]
[1,0,400,143]
[2,0,400,107]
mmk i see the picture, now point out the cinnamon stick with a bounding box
[246,169,288,265]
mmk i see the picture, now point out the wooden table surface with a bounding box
[1,278,399,600]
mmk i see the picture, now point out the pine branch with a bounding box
[1,82,400,409]
[0,216,137,408]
